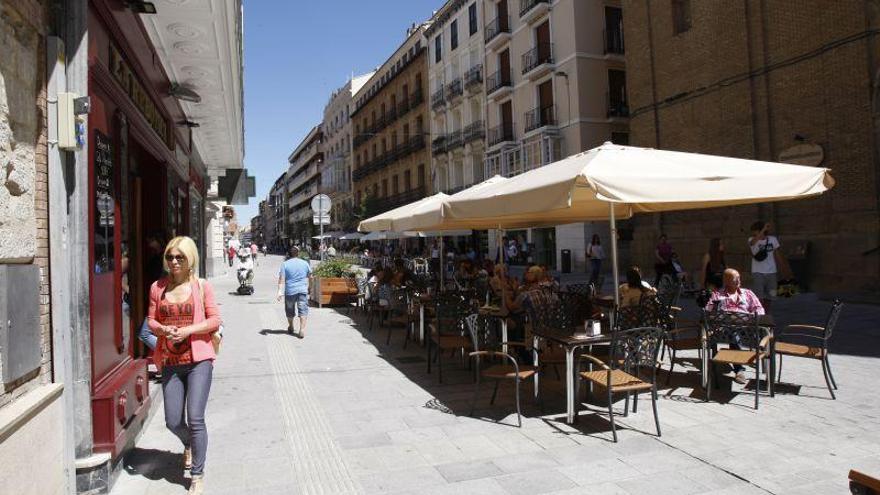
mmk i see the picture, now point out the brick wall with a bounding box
[622,0,879,294]
[0,0,51,408]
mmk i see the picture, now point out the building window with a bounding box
[404,169,412,190]
[382,179,388,197]
[435,34,442,63]
[392,175,399,195]
[450,20,459,50]
[417,164,426,188]
[469,3,478,36]
[671,0,691,35]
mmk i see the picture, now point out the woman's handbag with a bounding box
[197,279,223,355]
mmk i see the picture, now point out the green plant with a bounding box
[313,258,355,278]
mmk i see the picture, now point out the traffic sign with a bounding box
[312,214,330,225]
[311,194,331,213]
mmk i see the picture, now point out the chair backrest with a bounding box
[614,305,644,332]
[640,295,675,332]
[389,287,412,313]
[465,313,499,353]
[435,293,471,336]
[656,274,682,307]
[823,299,844,341]
[702,310,761,348]
[609,326,664,376]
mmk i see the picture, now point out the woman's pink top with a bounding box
[147,277,222,369]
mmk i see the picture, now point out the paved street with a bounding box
[113,256,880,495]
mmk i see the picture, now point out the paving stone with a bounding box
[435,459,503,483]
[494,469,578,495]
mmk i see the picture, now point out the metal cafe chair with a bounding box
[775,299,843,399]
[466,313,539,427]
[577,326,664,442]
[426,293,473,383]
[702,310,773,410]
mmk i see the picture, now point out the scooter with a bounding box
[236,253,255,295]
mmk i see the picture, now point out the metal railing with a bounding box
[353,90,426,150]
[486,69,512,94]
[524,105,556,132]
[522,43,554,74]
[487,123,515,147]
[432,135,447,154]
[606,91,629,118]
[604,27,625,54]
[465,64,483,89]
[463,120,485,143]
[374,186,427,214]
[431,88,446,110]
[519,0,549,18]
[447,78,463,99]
[484,16,510,44]
[446,129,463,150]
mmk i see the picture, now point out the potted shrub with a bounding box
[310,258,358,305]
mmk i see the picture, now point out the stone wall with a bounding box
[622,0,880,294]
[0,0,51,407]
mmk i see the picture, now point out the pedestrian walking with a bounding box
[587,234,604,288]
[146,236,222,495]
[748,221,780,311]
[250,242,258,264]
[277,245,312,338]
[653,234,675,286]
[226,245,235,268]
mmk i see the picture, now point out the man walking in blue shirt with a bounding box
[277,246,312,338]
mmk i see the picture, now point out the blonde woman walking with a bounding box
[147,236,221,494]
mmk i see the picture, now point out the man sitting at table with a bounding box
[704,268,764,384]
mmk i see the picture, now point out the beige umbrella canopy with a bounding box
[442,142,835,224]
[357,193,449,233]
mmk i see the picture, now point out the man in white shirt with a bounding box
[748,220,780,311]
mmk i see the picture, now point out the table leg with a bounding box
[419,304,425,345]
[501,319,508,355]
[533,335,540,401]
[566,347,576,424]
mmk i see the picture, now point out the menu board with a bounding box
[94,131,115,274]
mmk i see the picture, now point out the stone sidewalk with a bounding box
[112,255,880,494]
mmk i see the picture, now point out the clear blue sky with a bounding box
[238,0,441,222]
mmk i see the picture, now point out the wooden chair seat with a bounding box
[775,341,825,359]
[580,369,653,392]
[712,349,766,366]
[482,364,537,380]
[667,336,701,350]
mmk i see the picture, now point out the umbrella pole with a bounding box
[609,202,620,307]
[440,236,444,290]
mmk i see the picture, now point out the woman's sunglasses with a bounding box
[164,254,187,263]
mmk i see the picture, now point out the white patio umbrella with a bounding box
[440,142,835,304]
[359,230,408,242]
[339,232,364,241]
[358,193,449,233]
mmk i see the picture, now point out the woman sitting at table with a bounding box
[390,258,412,287]
[489,264,519,307]
[618,266,657,307]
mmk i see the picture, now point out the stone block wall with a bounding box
[0,0,52,408]
[622,0,880,293]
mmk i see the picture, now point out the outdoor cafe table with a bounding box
[532,329,612,424]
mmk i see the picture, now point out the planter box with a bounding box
[311,277,357,305]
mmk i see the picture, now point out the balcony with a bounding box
[432,135,447,154]
[604,28,625,55]
[484,16,511,50]
[487,123,515,148]
[522,43,554,79]
[431,88,446,111]
[446,78,463,102]
[486,69,513,100]
[353,90,426,151]
[607,92,629,118]
[410,89,424,107]
[464,64,483,91]
[374,186,427,214]
[524,105,556,133]
[463,120,485,144]
[446,129,463,151]
[519,0,550,23]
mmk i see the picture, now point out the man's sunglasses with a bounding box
[164,254,187,263]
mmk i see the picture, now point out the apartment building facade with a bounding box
[481,0,628,270]
[287,126,323,246]
[623,0,880,294]
[426,0,487,195]
[265,173,288,252]
[321,73,374,231]
[352,25,431,217]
